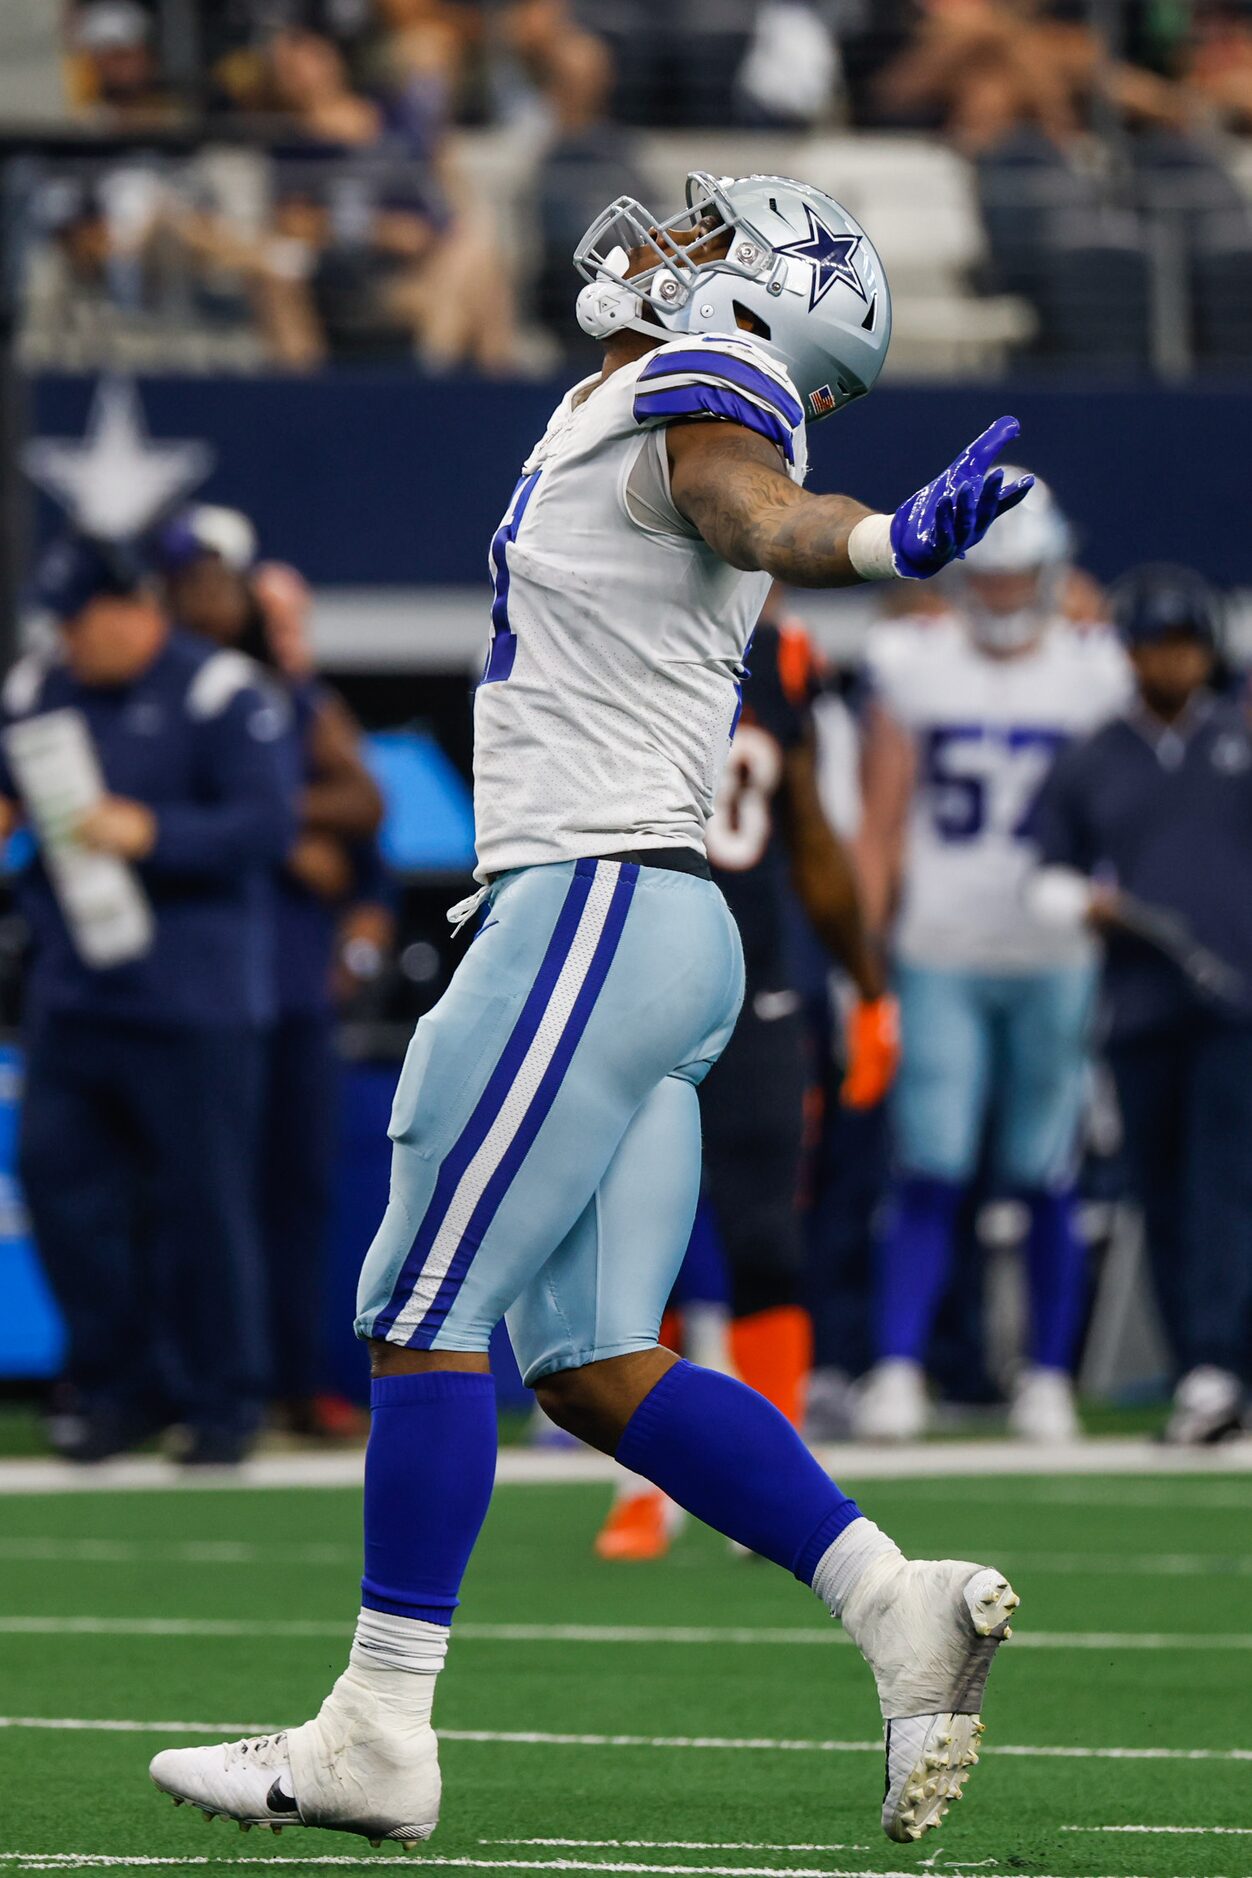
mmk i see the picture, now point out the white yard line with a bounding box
[1062,1826,1252,1836]
[0,1539,359,1567]
[0,1860,1159,1878]
[3,1538,1251,1579]
[478,1845,871,1855]
[3,1615,1252,1651]
[1,1438,1249,1495]
[2,1718,1249,1763]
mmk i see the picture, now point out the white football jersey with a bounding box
[867,616,1132,970]
[472,334,808,881]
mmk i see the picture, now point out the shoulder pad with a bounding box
[2,650,55,717]
[632,335,805,465]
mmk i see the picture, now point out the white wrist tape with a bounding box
[847,514,898,582]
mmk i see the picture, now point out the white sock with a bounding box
[681,1301,736,1375]
[811,1517,901,1620]
[347,1608,449,1725]
[612,1467,659,1505]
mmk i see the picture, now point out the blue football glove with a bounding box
[888,416,1035,581]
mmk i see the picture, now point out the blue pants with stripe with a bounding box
[892,961,1096,1189]
[356,858,744,1383]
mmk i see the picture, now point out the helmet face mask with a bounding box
[964,567,1056,653]
[573,171,892,421]
[959,469,1070,653]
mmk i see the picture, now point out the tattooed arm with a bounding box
[666,421,875,588]
[666,411,1034,587]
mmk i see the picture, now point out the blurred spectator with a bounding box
[1180,4,1252,133]
[1029,564,1252,1444]
[1,535,295,1465]
[874,0,1189,150]
[532,30,649,355]
[65,1,182,127]
[734,3,842,127]
[160,513,392,1437]
[23,158,326,370]
[265,25,389,143]
[230,26,518,369]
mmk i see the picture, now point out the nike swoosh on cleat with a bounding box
[266,1779,300,1816]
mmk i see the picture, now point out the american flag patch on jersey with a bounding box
[810,384,837,417]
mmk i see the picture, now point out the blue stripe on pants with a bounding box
[372,858,638,1346]
[412,862,638,1345]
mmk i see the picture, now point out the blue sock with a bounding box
[1023,1189,1087,1371]
[615,1359,862,1581]
[361,1371,497,1624]
[874,1174,963,1362]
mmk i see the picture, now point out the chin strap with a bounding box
[575,275,643,338]
[575,245,672,343]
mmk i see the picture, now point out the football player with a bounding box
[597,594,899,1559]
[151,171,1026,1847]
[853,477,1131,1442]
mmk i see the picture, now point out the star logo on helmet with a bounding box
[775,207,868,310]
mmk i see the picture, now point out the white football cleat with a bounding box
[1164,1365,1245,1445]
[150,1671,441,1847]
[853,1359,928,1442]
[841,1553,1019,1843]
[1008,1365,1080,1443]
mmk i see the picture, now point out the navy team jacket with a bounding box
[0,629,297,1029]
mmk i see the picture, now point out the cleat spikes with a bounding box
[1004,1625,1013,1638]
[272,1825,283,1836]
[369,1839,383,1850]
[239,1822,252,1834]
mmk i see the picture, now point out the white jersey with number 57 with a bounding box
[472,334,808,883]
[868,617,1131,970]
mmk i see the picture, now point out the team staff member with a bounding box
[1029,565,1252,1444]
[160,513,389,1434]
[0,535,295,1465]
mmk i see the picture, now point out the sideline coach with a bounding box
[1027,565,1252,1445]
[0,535,295,1465]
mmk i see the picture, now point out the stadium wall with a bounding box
[30,373,1252,590]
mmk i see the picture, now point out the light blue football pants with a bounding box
[356,858,744,1383]
[891,960,1097,1190]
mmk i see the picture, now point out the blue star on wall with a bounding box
[775,207,868,311]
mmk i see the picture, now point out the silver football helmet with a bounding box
[961,469,1071,652]
[573,171,891,422]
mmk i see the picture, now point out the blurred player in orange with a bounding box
[598,591,898,1559]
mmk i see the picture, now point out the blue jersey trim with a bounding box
[637,347,804,429]
[484,469,540,685]
[633,384,795,464]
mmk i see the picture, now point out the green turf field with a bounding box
[2,1472,1250,1877]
